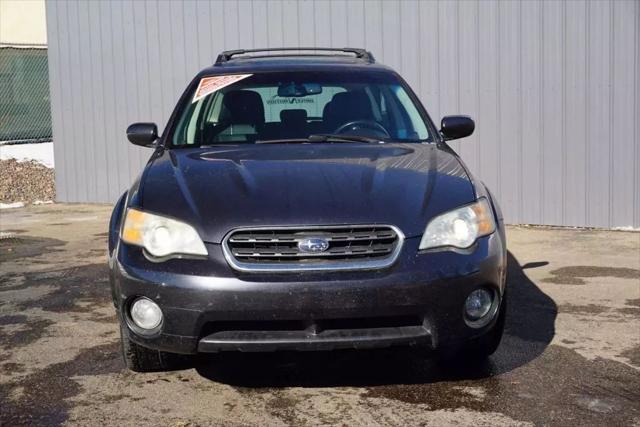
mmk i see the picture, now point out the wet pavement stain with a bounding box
[232,386,313,425]
[0,341,122,426]
[617,306,640,316]
[626,298,640,308]
[618,345,640,368]
[3,264,111,313]
[0,236,66,262]
[558,303,609,315]
[264,390,304,425]
[98,393,130,404]
[543,266,640,285]
[195,335,640,426]
[0,314,29,326]
[1,362,25,374]
[0,317,54,349]
[29,208,96,216]
[88,248,107,257]
[1,229,27,234]
[360,344,640,426]
[618,298,640,316]
[83,311,118,324]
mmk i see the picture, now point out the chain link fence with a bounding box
[0,45,52,144]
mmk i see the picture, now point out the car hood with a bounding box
[139,143,475,243]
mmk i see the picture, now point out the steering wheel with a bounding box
[334,120,391,138]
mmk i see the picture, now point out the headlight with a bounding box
[419,198,496,250]
[121,208,207,259]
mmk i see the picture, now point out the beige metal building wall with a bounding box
[1,0,47,45]
[46,0,639,228]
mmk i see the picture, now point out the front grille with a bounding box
[223,225,403,272]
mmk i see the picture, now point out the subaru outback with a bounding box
[108,48,507,372]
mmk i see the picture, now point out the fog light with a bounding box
[464,289,493,320]
[130,297,163,330]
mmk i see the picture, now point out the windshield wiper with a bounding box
[255,135,385,145]
[255,138,310,144]
[307,134,384,144]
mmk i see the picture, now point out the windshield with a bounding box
[171,71,431,146]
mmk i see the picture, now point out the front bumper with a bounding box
[110,233,507,354]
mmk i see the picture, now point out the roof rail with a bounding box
[215,47,375,65]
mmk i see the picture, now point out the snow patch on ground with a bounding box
[613,226,640,232]
[0,142,54,168]
[0,202,25,209]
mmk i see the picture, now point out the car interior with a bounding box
[173,81,428,146]
[201,88,389,143]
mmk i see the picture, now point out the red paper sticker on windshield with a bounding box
[192,74,252,103]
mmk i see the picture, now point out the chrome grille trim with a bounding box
[222,225,404,272]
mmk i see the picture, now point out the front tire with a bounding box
[120,323,180,372]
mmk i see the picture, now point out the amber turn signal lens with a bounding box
[120,208,207,259]
[472,199,496,236]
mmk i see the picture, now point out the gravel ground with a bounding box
[0,159,55,204]
[0,204,639,426]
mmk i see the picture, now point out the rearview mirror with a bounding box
[440,116,475,140]
[127,122,158,147]
[277,82,322,97]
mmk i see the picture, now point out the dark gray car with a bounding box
[108,48,507,372]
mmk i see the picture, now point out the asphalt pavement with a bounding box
[1,204,639,426]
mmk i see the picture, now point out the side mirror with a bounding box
[127,122,158,147]
[440,116,475,140]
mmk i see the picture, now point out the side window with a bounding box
[185,99,206,144]
[378,91,393,133]
[390,85,429,139]
[203,91,224,124]
[363,86,383,122]
[380,87,406,138]
[172,99,202,145]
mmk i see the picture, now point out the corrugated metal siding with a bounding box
[46,0,639,228]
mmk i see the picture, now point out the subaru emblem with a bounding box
[298,237,330,253]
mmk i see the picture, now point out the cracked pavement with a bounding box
[1,204,639,426]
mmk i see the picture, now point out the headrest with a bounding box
[331,92,372,113]
[280,109,308,123]
[220,90,265,125]
[323,91,373,129]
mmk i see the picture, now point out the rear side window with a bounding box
[171,71,431,146]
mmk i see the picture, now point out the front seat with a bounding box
[280,109,308,138]
[215,90,265,141]
[322,91,374,132]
